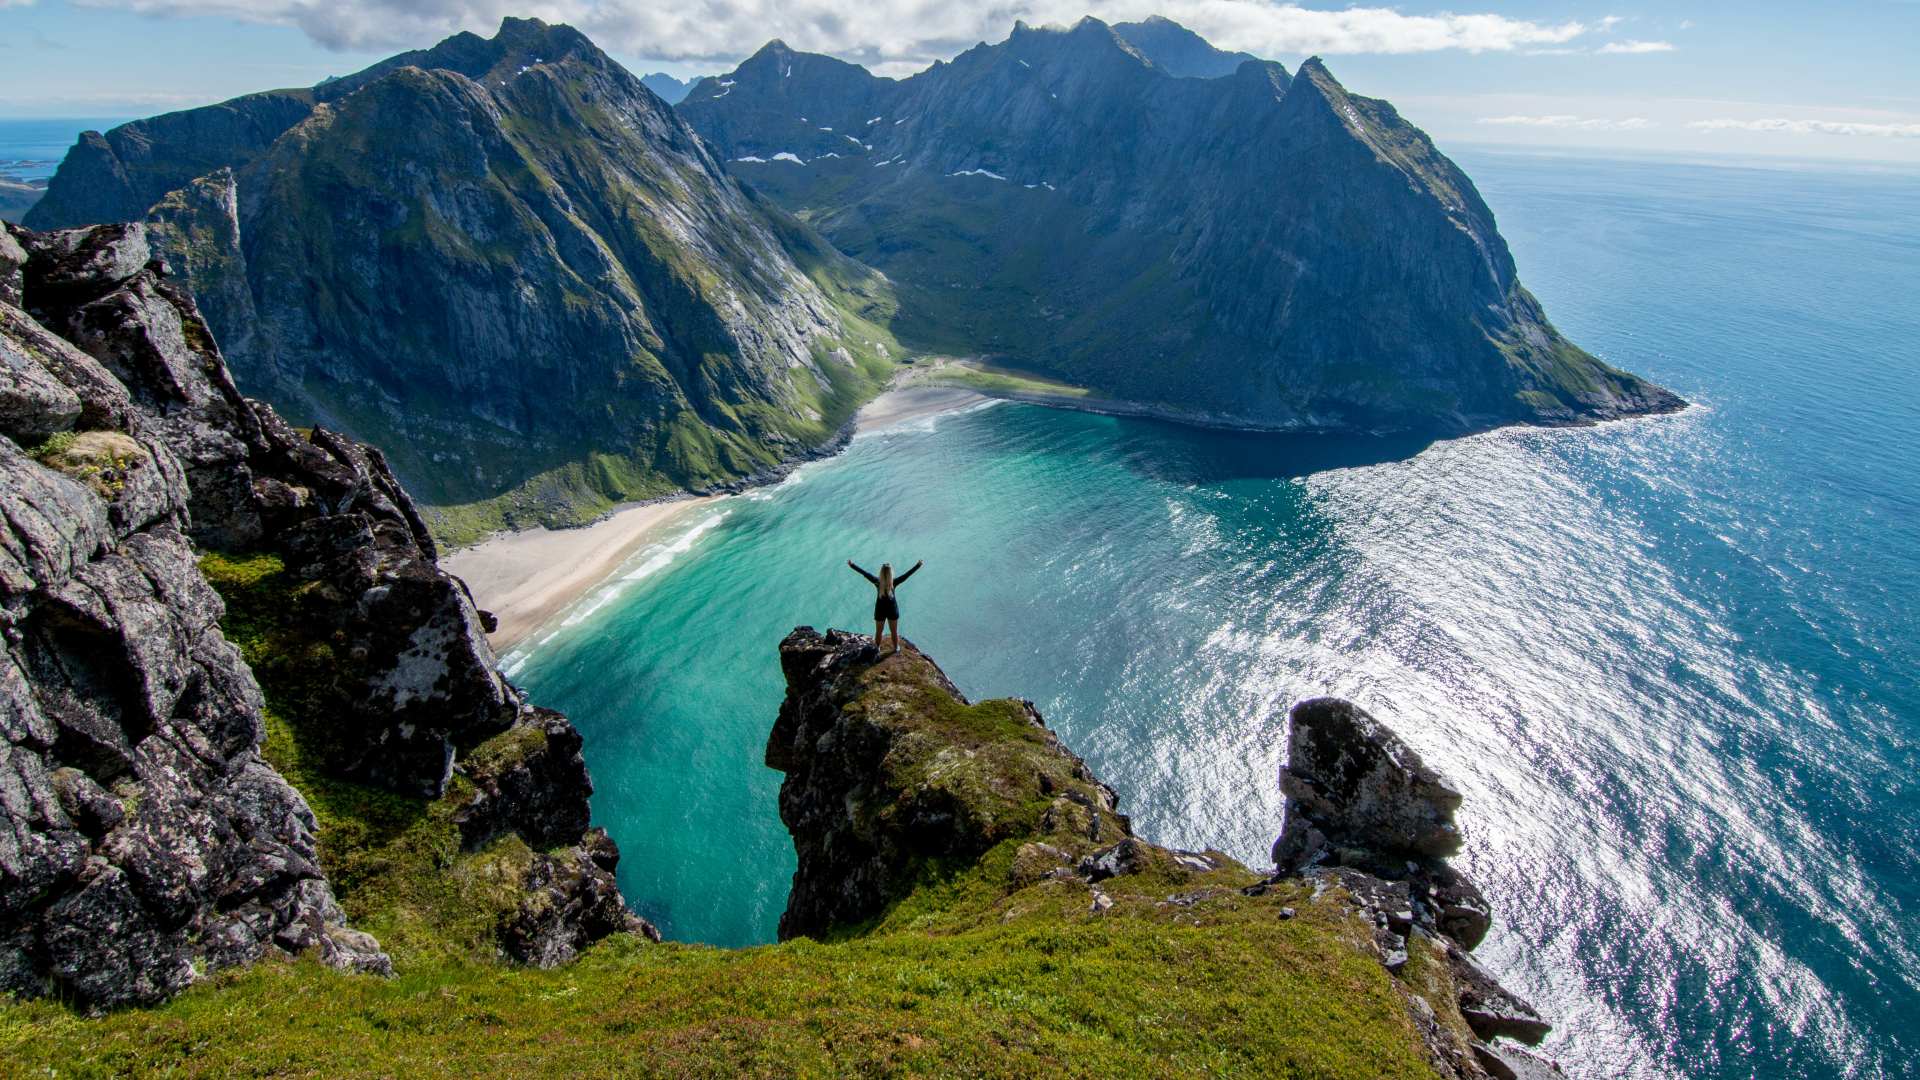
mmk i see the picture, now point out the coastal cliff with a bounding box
[767,628,1562,1078]
[0,534,1567,1077]
[1,219,646,1009]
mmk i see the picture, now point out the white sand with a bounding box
[443,497,719,651]
[444,383,991,653]
[854,384,990,433]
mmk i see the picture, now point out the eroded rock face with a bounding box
[1275,696,1463,866]
[2,230,391,1007]
[2,219,643,1005]
[769,626,1127,940]
[1268,694,1552,1065]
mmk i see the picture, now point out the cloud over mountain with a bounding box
[68,0,1625,70]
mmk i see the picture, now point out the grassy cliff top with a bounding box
[0,613,1459,1077]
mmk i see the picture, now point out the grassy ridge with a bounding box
[0,565,1447,1077]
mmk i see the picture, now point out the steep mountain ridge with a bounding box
[1,220,646,1008]
[681,17,1681,433]
[1114,15,1261,77]
[30,19,898,543]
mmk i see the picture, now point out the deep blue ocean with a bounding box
[0,118,122,181]
[510,149,1913,1078]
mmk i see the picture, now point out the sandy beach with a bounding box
[444,384,992,653]
[443,497,719,651]
[852,384,991,434]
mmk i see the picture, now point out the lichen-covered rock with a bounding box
[499,829,657,967]
[1275,696,1463,868]
[3,219,641,1006]
[454,708,593,852]
[0,436,389,1007]
[0,225,26,307]
[769,626,1127,940]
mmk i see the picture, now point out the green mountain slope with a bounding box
[681,18,1682,434]
[31,19,899,544]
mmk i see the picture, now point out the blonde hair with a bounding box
[879,563,894,593]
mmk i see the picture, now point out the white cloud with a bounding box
[1479,114,1654,131]
[63,1,1623,69]
[1688,117,1920,139]
[1597,39,1675,54]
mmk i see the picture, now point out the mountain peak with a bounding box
[1113,16,1261,79]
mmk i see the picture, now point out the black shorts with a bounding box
[874,594,900,621]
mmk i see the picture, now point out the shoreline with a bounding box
[445,369,1687,655]
[443,495,722,652]
[443,381,996,654]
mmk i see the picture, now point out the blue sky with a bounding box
[3,1,1917,163]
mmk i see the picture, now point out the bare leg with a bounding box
[874,621,885,649]
[888,618,901,654]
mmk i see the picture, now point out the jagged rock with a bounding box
[1269,694,1548,1066]
[768,626,1125,940]
[500,829,657,967]
[3,219,639,1006]
[0,304,132,430]
[0,451,388,1008]
[1426,861,1493,950]
[14,222,150,307]
[1474,1040,1567,1080]
[0,335,80,444]
[1275,696,1463,870]
[1450,942,1552,1046]
[454,708,594,852]
[0,225,26,307]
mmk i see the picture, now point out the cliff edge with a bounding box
[769,628,1563,1078]
[1,219,648,1010]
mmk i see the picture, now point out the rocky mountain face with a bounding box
[1113,15,1260,77]
[1,219,647,1008]
[29,19,896,542]
[771,627,1564,1078]
[682,17,1681,434]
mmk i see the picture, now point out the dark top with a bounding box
[848,560,921,595]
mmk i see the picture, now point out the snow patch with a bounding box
[733,155,768,163]
[867,116,883,124]
[772,151,806,164]
[948,168,1008,181]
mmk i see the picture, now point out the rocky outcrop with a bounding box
[2,223,388,1009]
[500,828,659,967]
[2,218,645,1005]
[1269,695,1553,1062]
[770,629,1564,1078]
[769,627,1131,938]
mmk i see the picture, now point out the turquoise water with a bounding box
[511,151,1920,1079]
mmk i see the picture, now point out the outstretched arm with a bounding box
[893,560,925,587]
[847,560,880,586]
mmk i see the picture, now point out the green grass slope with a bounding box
[0,579,1458,1077]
